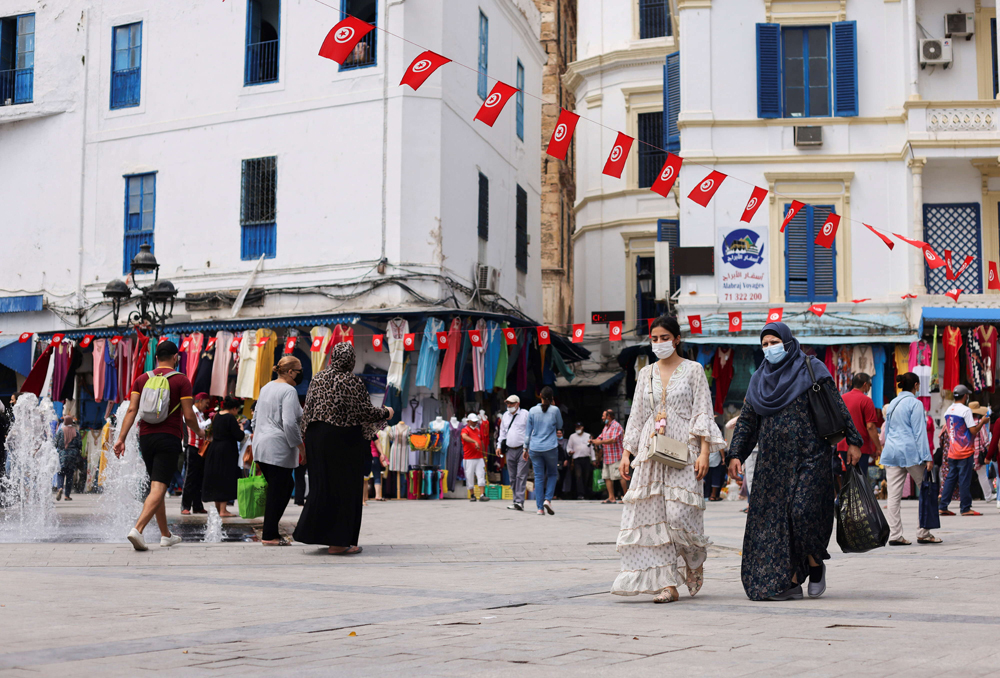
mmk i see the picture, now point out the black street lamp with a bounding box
[102,244,179,334]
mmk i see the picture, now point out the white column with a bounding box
[910,157,926,294]
[907,0,920,100]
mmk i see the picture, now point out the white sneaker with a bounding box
[160,533,182,548]
[127,528,148,552]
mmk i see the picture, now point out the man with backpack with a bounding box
[113,340,203,551]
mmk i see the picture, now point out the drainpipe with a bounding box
[381,0,406,270]
[907,0,919,100]
[76,10,90,315]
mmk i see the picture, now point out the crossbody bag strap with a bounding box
[804,356,820,390]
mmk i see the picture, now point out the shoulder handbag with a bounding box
[804,358,848,446]
[648,367,690,469]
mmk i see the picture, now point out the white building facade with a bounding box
[568,0,1000,414]
[0,0,551,400]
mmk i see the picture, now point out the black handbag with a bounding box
[804,358,848,446]
[918,469,941,530]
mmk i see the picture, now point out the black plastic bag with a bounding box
[918,469,940,530]
[836,465,889,553]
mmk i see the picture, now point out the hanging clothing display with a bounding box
[192,341,215,395]
[420,396,440,427]
[211,331,234,397]
[852,345,875,378]
[494,322,509,391]
[835,346,853,394]
[309,326,332,375]
[389,421,411,472]
[976,325,997,392]
[931,326,939,386]
[253,328,277,399]
[60,346,83,404]
[471,318,487,392]
[893,345,909,388]
[184,332,204,383]
[50,342,71,401]
[516,333,529,392]
[385,318,409,389]
[234,329,258,399]
[446,421,463,491]
[415,317,444,388]
[966,328,986,391]
[484,321,501,392]
[92,339,107,403]
[117,337,134,402]
[551,346,574,382]
[331,324,353,347]
[401,398,423,430]
[713,347,734,414]
[728,347,755,400]
[871,345,886,408]
[20,344,53,397]
[943,326,963,392]
[131,331,150,387]
[908,340,931,371]
[102,340,119,403]
[438,318,463,388]
[455,319,472,390]
[696,346,716,367]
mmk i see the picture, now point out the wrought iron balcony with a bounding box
[245,39,279,85]
[0,67,33,105]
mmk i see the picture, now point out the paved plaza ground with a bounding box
[0,492,998,677]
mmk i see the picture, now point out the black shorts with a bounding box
[139,433,183,485]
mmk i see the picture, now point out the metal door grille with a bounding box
[923,203,982,294]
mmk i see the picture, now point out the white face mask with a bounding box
[575,428,584,435]
[507,406,517,414]
[651,342,676,360]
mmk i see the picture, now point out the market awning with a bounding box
[920,306,1000,335]
[555,371,624,390]
[0,335,32,376]
[685,334,918,346]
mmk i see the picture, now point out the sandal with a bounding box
[653,588,679,604]
[961,510,983,516]
[686,566,704,597]
[601,499,617,504]
[262,539,290,546]
[939,510,955,516]
[329,546,363,556]
[918,536,942,544]
[889,538,910,546]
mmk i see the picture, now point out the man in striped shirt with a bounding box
[181,393,211,515]
[592,410,626,503]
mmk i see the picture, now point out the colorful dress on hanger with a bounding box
[712,348,734,415]
[234,329,258,399]
[471,318,488,392]
[92,339,106,403]
[966,329,986,392]
[943,327,963,392]
[184,332,204,383]
[309,326,333,375]
[438,318,463,389]
[494,322,509,390]
[253,328,277,399]
[211,331,234,397]
[414,318,444,388]
[977,325,997,392]
[385,318,409,390]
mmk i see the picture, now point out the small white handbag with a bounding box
[648,367,690,469]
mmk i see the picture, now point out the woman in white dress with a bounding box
[613,316,726,603]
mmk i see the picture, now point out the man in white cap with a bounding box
[461,413,489,502]
[498,395,530,510]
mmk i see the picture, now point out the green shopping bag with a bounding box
[238,462,267,519]
[592,468,605,494]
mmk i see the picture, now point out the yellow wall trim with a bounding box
[679,114,906,129]
[573,216,661,240]
[904,99,1000,109]
[765,0,845,24]
[574,187,673,213]
[564,43,677,94]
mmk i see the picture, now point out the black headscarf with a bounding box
[744,321,832,416]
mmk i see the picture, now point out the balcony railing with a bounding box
[0,67,33,105]
[245,39,279,85]
[639,1,671,40]
[340,30,376,70]
[111,67,141,109]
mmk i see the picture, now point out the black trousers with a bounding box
[181,445,205,512]
[294,463,308,505]
[572,457,593,499]
[258,461,295,542]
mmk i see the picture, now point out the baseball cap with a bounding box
[505,395,520,404]
[467,413,479,423]
[953,384,971,397]
[155,340,179,359]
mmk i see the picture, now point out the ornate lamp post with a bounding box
[102,244,179,334]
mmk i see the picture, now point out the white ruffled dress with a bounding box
[611,359,726,595]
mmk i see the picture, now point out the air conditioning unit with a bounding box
[476,264,500,293]
[793,126,823,147]
[920,38,953,69]
[944,12,974,40]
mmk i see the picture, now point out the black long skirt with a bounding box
[201,440,240,503]
[293,422,366,548]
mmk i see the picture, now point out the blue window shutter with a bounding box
[663,51,680,153]
[832,21,858,117]
[784,204,810,301]
[756,23,781,119]
[811,205,838,300]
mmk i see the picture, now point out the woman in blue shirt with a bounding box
[524,387,563,515]
[882,372,940,545]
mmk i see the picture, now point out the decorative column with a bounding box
[909,157,926,294]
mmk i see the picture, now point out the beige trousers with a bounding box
[885,465,931,541]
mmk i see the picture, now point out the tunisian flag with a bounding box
[809,303,827,317]
[546,109,579,160]
[740,187,768,223]
[780,200,805,233]
[79,335,95,349]
[990,261,1000,290]
[609,321,623,341]
[728,312,743,332]
[687,315,703,335]
[602,132,633,179]
[372,334,384,352]
[536,326,551,345]
[571,324,584,343]
[503,327,517,345]
[893,233,946,269]
[284,337,297,354]
[18,332,32,343]
[469,330,483,348]
[687,171,727,207]
[814,212,840,248]
[945,289,963,302]
[474,82,519,127]
[403,333,417,351]
[650,153,682,198]
[318,17,375,64]
[865,224,895,250]
[436,332,449,350]
[766,308,783,323]
[399,50,450,90]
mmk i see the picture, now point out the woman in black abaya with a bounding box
[293,342,393,554]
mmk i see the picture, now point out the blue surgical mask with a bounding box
[763,344,787,364]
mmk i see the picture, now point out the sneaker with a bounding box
[543,500,555,515]
[536,509,545,515]
[507,503,524,511]
[807,563,826,598]
[160,533,182,548]
[479,496,490,502]
[469,495,477,502]
[55,488,62,501]
[64,496,72,501]
[127,528,148,552]
[767,585,803,601]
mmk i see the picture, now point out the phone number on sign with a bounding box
[723,293,763,302]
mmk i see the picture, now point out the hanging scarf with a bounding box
[744,322,833,417]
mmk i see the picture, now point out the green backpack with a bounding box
[137,370,180,424]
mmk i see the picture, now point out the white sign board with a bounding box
[717,227,769,304]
